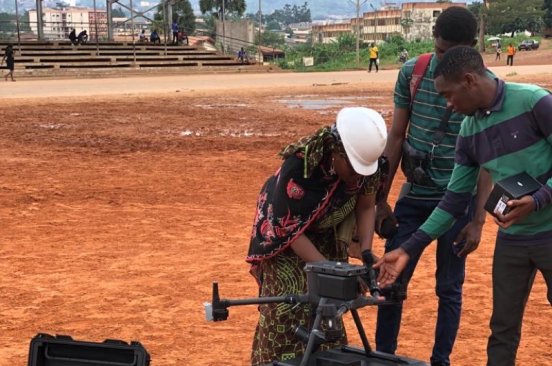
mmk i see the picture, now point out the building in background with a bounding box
[286,22,312,44]
[311,20,350,44]
[28,6,108,40]
[312,1,466,44]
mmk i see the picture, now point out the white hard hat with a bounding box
[336,107,387,176]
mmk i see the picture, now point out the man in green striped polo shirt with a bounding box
[373,7,492,366]
[375,46,552,366]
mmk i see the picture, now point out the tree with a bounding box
[486,0,544,37]
[266,19,282,31]
[55,1,69,9]
[468,1,487,52]
[21,11,31,32]
[0,12,16,34]
[154,0,195,34]
[292,2,311,23]
[256,30,285,48]
[173,0,196,33]
[199,0,246,19]
[111,7,127,18]
[264,2,311,26]
[543,0,552,28]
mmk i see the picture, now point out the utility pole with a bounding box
[348,0,367,67]
[222,0,226,54]
[258,0,262,43]
[258,0,262,61]
[370,3,377,43]
[130,0,136,65]
[93,0,99,53]
[36,0,44,40]
[14,0,21,51]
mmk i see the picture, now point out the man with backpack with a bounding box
[373,7,493,366]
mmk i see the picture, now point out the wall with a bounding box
[215,19,255,55]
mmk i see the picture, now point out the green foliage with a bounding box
[545,0,552,28]
[0,12,17,34]
[111,7,127,18]
[21,11,31,32]
[468,2,484,22]
[336,33,356,52]
[280,36,434,72]
[199,0,246,19]
[266,20,282,31]
[154,0,195,34]
[55,2,69,9]
[264,2,311,27]
[254,30,285,48]
[486,0,544,36]
[174,0,196,33]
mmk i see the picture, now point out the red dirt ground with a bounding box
[0,73,551,366]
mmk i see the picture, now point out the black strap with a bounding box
[429,106,453,160]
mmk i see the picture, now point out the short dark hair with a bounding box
[434,6,477,43]
[434,46,486,81]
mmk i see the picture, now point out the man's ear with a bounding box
[464,72,478,88]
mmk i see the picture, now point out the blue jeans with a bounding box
[375,195,475,365]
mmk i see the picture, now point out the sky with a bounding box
[188,1,476,18]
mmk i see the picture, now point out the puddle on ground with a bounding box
[278,99,354,110]
[178,129,285,138]
[38,123,64,130]
[194,103,249,109]
[277,95,387,110]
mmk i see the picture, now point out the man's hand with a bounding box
[494,195,536,228]
[453,221,484,257]
[375,201,398,238]
[373,248,410,288]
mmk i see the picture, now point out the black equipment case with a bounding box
[28,333,150,366]
[484,172,542,217]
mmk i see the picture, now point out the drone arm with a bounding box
[205,282,309,321]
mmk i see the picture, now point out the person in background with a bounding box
[368,42,379,73]
[138,29,148,43]
[247,107,388,365]
[237,47,248,64]
[68,28,77,45]
[374,7,493,366]
[77,30,88,45]
[375,45,552,366]
[178,29,189,45]
[495,44,502,61]
[150,29,160,44]
[1,44,15,82]
[171,20,179,44]
[399,48,409,63]
[506,43,516,66]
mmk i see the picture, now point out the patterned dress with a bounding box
[246,138,380,365]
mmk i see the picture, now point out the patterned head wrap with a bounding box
[279,125,346,178]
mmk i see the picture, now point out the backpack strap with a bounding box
[409,53,433,107]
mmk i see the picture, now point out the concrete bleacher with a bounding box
[0,40,271,77]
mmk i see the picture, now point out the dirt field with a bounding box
[1,68,551,366]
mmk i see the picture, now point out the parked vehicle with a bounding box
[518,39,539,51]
